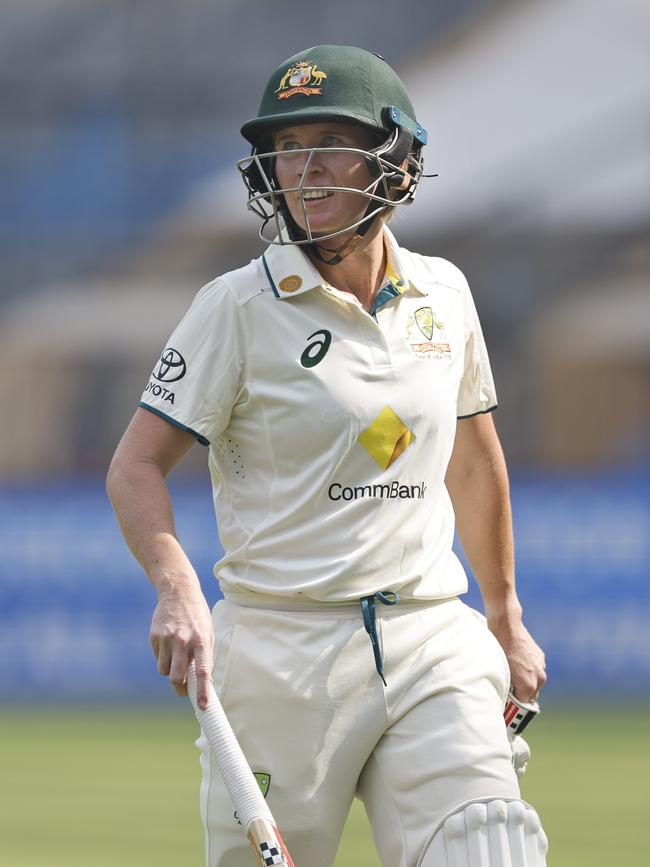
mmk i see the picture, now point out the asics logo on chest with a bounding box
[300,329,332,368]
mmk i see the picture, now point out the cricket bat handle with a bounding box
[186,662,295,866]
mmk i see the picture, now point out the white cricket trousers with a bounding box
[197,595,520,867]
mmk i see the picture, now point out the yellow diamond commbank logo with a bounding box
[358,406,415,469]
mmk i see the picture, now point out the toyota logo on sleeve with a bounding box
[153,348,187,383]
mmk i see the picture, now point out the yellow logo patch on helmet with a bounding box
[275,60,327,100]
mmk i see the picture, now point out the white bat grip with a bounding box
[187,662,275,832]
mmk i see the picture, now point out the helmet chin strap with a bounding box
[306,208,386,266]
[280,186,389,267]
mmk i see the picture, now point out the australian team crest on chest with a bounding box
[275,60,327,99]
[405,306,451,359]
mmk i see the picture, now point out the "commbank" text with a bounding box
[328,481,427,501]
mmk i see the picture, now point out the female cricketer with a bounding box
[108,45,548,866]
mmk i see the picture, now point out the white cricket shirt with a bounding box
[140,228,496,602]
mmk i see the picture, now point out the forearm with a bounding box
[106,457,201,596]
[446,434,521,624]
[446,417,546,699]
[107,409,213,706]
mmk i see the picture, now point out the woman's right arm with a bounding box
[106,407,214,709]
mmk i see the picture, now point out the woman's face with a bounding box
[272,121,379,238]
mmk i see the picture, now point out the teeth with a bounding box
[303,190,334,200]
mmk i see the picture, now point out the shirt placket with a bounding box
[323,286,393,368]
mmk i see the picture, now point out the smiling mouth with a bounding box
[302,190,335,201]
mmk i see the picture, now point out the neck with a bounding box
[307,221,387,312]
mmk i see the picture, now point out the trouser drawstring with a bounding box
[360,591,400,685]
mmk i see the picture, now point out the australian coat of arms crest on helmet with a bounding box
[275,60,327,100]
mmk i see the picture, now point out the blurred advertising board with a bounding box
[1,473,648,700]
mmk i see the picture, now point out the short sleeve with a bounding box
[139,278,243,444]
[456,275,497,419]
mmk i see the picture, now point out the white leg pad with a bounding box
[417,799,548,867]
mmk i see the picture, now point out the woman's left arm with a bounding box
[445,412,546,701]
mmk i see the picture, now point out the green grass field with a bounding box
[0,705,647,866]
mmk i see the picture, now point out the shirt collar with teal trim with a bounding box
[262,228,427,306]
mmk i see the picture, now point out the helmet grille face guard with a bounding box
[239,45,429,260]
[237,126,424,247]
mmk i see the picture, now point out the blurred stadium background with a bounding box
[1,0,648,864]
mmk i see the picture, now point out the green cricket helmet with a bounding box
[237,45,428,261]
